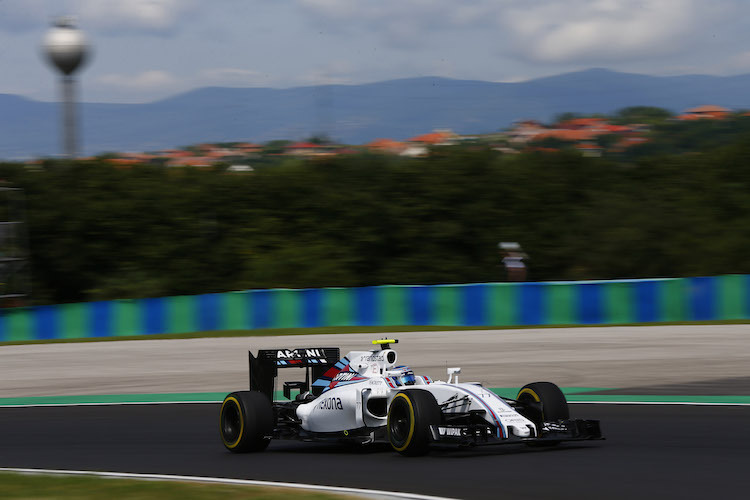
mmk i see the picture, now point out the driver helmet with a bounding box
[401,370,416,386]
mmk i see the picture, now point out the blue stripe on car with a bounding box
[452,386,506,438]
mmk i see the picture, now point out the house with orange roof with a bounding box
[609,135,649,152]
[99,151,160,167]
[235,142,263,154]
[676,105,730,121]
[366,138,407,155]
[162,149,193,158]
[557,117,631,134]
[399,129,458,156]
[602,124,631,133]
[508,120,547,143]
[557,117,608,129]
[528,114,637,150]
[406,129,457,146]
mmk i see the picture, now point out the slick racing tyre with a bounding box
[516,381,569,422]
[516,382,569,446]
[220,391,273,453]
[387,389,442,456]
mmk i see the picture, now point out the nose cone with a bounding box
[510,425,531,438]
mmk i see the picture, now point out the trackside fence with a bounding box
[1,275,748,342]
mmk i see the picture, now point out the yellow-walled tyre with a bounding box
[516,382,568,446]
[516,381,569,422]
[387,390,441,456]
[220,391,273,453]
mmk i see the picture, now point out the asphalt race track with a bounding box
[3,326,750,498]
[1,402,749,499]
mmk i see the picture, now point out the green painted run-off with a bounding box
[2,389,749,407]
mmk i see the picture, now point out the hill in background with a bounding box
[3,68,750,159]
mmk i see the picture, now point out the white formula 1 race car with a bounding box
[219,339,602,455]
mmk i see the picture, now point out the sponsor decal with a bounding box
[276,348,325,359]
[318,397,344,410]
[441,394,469,408]
[333,372,358,382]
[437,426,464,437]
[542,422,570,432]
[361,354,386,362]
[500,417,530,424]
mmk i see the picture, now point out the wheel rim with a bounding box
[221,400,241,443]
[517,393,543,424]
[389,399,410,445]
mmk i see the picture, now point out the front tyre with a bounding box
[220,391,273,453]
[516,381,569,422]
[516,382,569,446]
[387,390,441,456]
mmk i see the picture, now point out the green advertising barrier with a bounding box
[1,275,748,342]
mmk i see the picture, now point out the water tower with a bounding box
[42,17,91,158]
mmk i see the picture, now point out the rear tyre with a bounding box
[220,391,273,453]
[516,382,569,446]
[387,390,442,456]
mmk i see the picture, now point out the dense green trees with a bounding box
[3,127,750,304]
[612,106,674,125]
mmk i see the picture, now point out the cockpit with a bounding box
[385,366,417,385]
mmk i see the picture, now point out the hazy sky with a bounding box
[1,0,749,103]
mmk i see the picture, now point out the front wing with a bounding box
[430,419,603,447]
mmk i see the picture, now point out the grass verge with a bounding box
[0,471,359,500]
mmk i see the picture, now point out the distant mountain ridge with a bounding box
[3,68,750,159]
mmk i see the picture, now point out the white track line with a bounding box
[0,468,456,500]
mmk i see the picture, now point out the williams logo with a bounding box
[318,397,343,410]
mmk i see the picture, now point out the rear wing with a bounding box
[249,347,340,400]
